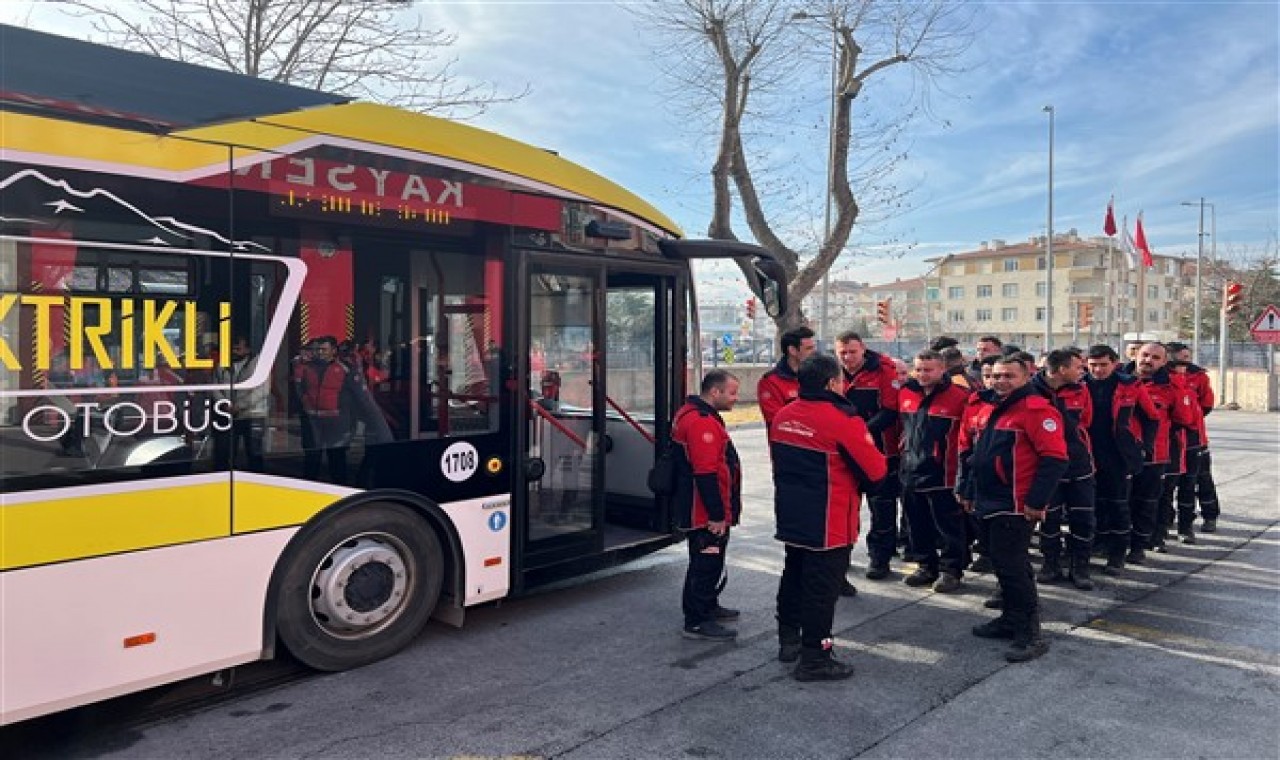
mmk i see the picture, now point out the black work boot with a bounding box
[1069,552,1094,591]
[1103,536,1126,576]
[972,617,1016,639]
[1036,555,1064,584]
[777,623,802,664]
[1005,620,1049,663]
[793,644,854,682]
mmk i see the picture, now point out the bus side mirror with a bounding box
[751,257,788,318]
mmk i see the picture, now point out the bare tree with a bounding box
[62,0,525,117]
[637,0,973,329]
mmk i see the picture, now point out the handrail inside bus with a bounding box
[528,400,587,450]
[604,395,656,445]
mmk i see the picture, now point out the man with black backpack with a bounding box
[672,370,744,642]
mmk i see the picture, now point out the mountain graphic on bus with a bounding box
[0,168,269,252]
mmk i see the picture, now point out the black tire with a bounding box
[275,502,444,672]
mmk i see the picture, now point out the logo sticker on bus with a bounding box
[488,511,508,532]
[441,441,479,483]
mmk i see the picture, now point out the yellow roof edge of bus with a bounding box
[177,102,685,238]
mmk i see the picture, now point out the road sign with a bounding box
[722,333,734,347]
[1249,304,1280,344]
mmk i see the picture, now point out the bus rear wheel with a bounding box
[275,503,444,672]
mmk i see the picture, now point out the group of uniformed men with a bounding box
[671,327,1218,682]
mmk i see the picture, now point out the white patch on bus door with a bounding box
[1042,418,1058,433]
[441,441,479,482]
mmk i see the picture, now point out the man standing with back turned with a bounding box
[674,370,743,642]
[770,354,887,680]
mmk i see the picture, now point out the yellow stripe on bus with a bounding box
[0,482,231,571]
[230,480,338,534]
[1,479,346,571]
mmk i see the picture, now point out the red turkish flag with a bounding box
[1104,196,1117,237]
[1135,212,1154,268]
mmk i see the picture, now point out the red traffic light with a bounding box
[876,299,891,325]
[1224,281,1244,317]
[746,297,757,320]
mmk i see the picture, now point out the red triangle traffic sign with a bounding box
[1249,304,1280,343]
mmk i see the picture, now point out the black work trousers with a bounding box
[1093,459,1132,558]
[1129,463,1165,552]
[683,528,729,628]
[1175,446,1206,532]
[1042,476,1096,563]
[777,543,852,650]
[1196,449,1220,520]
[987,514,1039,633]
[903,488,969,576]
[864,457,902,565]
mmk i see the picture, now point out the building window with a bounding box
[1003,258,1018,272]
[1035,282,1047,297]
[976,309,992,322]
[1147,284,1159,299]
[1037,257,1046,270]
[1148,309,1159,323]
[977,284,992,298]
[1002,307,1017,321]
[947,309,964,323]
[1001,283,1019,298]
[1035,307,1046,321]
[948,286,964,299]
[926,287,940,301]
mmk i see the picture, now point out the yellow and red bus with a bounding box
[0,25,785,724]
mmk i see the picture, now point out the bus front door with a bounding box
[524,266,604,565]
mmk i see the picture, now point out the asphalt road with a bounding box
[7,412,1279,760]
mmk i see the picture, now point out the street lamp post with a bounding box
[1182,198,1207,360]
[1043,105,1054,352]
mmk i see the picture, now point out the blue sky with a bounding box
[5,1,1277,301]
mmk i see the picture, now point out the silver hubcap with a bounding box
[310,532,413,639]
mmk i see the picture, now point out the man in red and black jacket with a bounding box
[1031,348,1097,589]
[957,356,1068,663]
[675,365,747,639]
[757,326,816,431]
[1085,344,1159,574]
[897,349,971,591]
[1129,343,1197,565]
[673,370,744,643]
[770,354,887,681]
[836,331,901,593]
[1169,343,1216,541]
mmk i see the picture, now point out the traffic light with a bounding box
[745,297,757,320]
[1223,281,1244,318]
[1079,302,1094,327]
[876,299,891,325]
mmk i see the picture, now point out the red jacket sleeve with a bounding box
[837,415,889,485]
[758,374,785,429]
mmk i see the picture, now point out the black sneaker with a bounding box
[711,605,741,621]
[1005,636,1050,663]
[1126,548,1146,565]
[903,567,940,587]
[1201,519,1218,533]
[794,651,855,682]
[681,621,737,642]
[865,562,891,580]
[968,556,993,573]
[971,618,1016,639]
[1178,531,1197,545]
[1036,562,1064,584]
[840,579,859,597]
[983,593,1004,609]
[932,573,962,593]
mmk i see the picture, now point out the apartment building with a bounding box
[924,230,1184,351]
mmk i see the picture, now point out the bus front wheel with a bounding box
[276,503,444,672]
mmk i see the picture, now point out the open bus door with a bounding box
[517,254,684,579]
